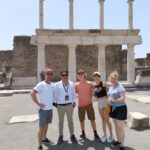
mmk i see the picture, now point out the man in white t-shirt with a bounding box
[31,68,54,150]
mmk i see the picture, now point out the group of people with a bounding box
[30,68,127,150]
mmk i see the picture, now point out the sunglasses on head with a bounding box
[62,74,68,77]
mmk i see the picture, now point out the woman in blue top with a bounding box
[107,71,127,150]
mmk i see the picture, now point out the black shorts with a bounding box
[110,105,127,120]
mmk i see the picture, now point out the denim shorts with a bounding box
[38,109,53,128]
[98,96,107,109]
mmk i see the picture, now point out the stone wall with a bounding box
[135,53,150,67]
[146,53,150,66]
[76,45,98,80]
[0,50,13,72]
[12,36,37,77]
[45,45,68,81]
[106,46,127,80]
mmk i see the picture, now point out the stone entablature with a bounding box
[31,29,141,45]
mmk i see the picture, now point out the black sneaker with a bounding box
[120,146,125,150]
[111,141,121,147]
[42,138,54,145]
[57,135,63,145]
[38,145,43,150]
[80,134,86,140]
[42,138,50,144]
[94,134,100,141]
[70,134,78,144]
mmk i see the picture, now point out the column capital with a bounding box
[127,43,135,47]
[68,44,77,49]
[37,44,45,48]
[98,44,106,48]
[127,0,134,3]
[99,0,105,3]
[68,0,74,2]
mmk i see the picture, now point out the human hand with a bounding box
[38,103,45,109]
[53,102,57,108]
[108,97,114,104]
[111,99,116,103]
[73,102,76,108]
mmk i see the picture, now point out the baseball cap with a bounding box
[77,69,85,75]
[93,71,101,77]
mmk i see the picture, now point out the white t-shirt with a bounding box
[33,81,54,110]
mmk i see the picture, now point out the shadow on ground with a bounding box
[43,138,135,150]
[132,126,150,131]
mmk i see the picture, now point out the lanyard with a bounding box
[63,83,69,94]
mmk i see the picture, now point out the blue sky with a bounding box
[0,0,149,58]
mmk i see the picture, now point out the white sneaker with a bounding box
[101,135,107,143]
[107,135,114,143]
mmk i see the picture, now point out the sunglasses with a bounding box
[111,77,116,80]
[62,74,68,77]
[46,73,53,76]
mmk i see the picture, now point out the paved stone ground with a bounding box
[0,89,150,150]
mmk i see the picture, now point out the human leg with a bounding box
[87,104,100,140]
[57,105,65,136]
[99,107,106,135]
[78,106,86,139]
[38,127,44,147]
[66,105,74,135]
[116,120,125,146]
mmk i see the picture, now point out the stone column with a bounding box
[37,44,45,81]
[98,44,106,81]
[68,44,76,82]
[99,0,105,29]
[127,0,134,29]
[39,0,44,29]
[68,0,74,30]
[127,44,135,84]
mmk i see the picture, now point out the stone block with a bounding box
[127,112,149,128]
[9,114,38,124]
[0,90,13,97]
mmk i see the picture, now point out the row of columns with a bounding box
[39,0,134,30]
[37,44,135,84]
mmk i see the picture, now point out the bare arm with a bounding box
[111,92,126,103]
[30,90,45,108]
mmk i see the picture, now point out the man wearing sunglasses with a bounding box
[31,68,54,150]
[54,70,78,145]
